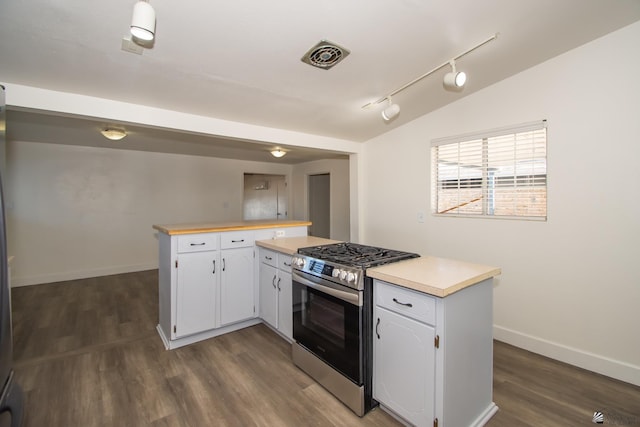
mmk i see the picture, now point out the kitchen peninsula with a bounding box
[152,220,312,349]
[152,225,501,426]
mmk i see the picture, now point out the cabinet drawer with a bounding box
[375,280,436,326]
[221,231,255,249]
[177,234,219,253]
[260,248,277,267]
[278,254,293,272]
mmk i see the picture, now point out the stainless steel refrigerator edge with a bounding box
[0,85,24,427]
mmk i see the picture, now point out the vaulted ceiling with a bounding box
[1,0,639,162]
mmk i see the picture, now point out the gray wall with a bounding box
[6,141,292,286]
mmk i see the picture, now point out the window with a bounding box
[431,121,547,220]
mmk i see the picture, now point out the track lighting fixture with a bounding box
[271,149,286,158]
[443,60,466,91]
[381,98,400,121]
[101,128,127,141]
[362,34,498,121]
[130,1,156,42]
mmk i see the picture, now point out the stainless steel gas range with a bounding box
[291,242,419,416]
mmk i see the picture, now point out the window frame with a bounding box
[431,120,547,221]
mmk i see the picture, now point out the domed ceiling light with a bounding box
[271,148,286,158]
[130,1,156,42]
[101,128,127,141]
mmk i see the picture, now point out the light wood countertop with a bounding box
[367,256,501,298]
[153,220,311,235]
[256,236,342,255]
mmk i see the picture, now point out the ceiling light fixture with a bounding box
[443,60,467,91]
[130,1,156,42]
[362,33,498,120]
[381,98,400,121]
[271,149,286,158]
[101,128,127,141]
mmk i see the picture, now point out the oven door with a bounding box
[292,271,363,384]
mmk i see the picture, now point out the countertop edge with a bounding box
[368,267,501,297]
[256,237,342,255]
[367,255,502,298]
[153,221,312,235]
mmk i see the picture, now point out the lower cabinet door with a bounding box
[220,247,255,326]
[374,306,436,427]
[259,262,278,328]
[277,270,293,340]
[176,251,217,338]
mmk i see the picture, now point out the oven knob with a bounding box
[332,269,341,278]
[295,257,305,268]
[340,270,347,280]
[347,272,356,283]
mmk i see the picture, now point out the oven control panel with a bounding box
[292,255,363,289]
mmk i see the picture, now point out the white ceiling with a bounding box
[1,0,640,162]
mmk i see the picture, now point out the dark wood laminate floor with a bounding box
[11,270,640,427]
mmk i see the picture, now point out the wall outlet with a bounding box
[275,230,285,238]
[417,211,425,223]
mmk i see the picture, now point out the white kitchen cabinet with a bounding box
[277,263,293,339]
[374,290,436,426]
[219,230,255,326]
[175,250,218,337]
[157,230,261,349]
[162,232,220,340]
[373,279,496,427]
[220,246,255,326]
[155,223,309,350]
[258,247,294,341]
[259,261,278,327]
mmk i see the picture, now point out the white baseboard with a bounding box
[11,262,158,287]
[494,325,640,387]
[157,319,262,350]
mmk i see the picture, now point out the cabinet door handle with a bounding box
[231,239,245,243]
[222,258,226,271]
[277,277,281,291]
[272,275,277,288]
[265,256,273,261]
[376,317,380,339]
[212,260,216,274]
[190,242,206,246]
[393,298,413,308]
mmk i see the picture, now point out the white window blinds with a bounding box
[431,121,547,220]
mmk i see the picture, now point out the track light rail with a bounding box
[362,33,498,109]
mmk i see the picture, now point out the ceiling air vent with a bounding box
[301,40,350,70]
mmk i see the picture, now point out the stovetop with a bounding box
[292,242,419,290]
[297,242,420,269]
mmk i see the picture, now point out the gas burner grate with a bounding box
[298,243,419,268]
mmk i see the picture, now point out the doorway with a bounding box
[308,173,330,238]
[243,174,288,220]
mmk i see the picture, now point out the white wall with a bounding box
[6,141,292,286]
[359,22,640,385]
[292,159,350,242]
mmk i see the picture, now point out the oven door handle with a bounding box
[292,272,362,306]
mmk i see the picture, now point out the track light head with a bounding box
[443,60,466,91]
[131,1,156,42]
[381,99,400,121]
